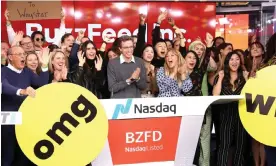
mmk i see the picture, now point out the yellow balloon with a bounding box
[239,66,276,146]
[16,83,108,166]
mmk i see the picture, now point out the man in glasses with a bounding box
[107,35,147,98]
[1,46,49,166]
[20,35,35,52]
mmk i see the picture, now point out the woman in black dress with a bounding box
[213,50,249,166]
[183,33,214,166]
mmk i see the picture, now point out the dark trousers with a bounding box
[212,105,221,149]
[216,105,247,166]
[1,126,36,166]
[211,105,221,165]
[265,145,276,166]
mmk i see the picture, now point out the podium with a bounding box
[92,95,244,166]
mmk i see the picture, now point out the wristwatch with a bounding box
[126,79,131,85]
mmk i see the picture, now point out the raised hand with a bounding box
[157,10,167,24]
[178,60,187,74]
[205,32,214,47]
[218,70,224,80]
[95,55,103,71]
[77,51,86,67]
[139,14,146,25]
[178,60,189,80]
[168,17,175,27]
[103,35,113,43]
[38,47,50,68]
[61,8,65,21]
[250,71,256,78]
[14,31,24,43]
[76,30,84,42]
[175,28,184,39]
[61,65,68,80]
[131,68,141,80]
[5,9,10,21]
[195,36,202,41]
[53,70,62,82]
[243,70,249,80]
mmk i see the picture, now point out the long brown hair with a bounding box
[25,51,42,74]
[223,51,245,90]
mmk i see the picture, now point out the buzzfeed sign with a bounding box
[26,23,187,43]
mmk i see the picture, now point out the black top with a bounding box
[213,75,246,96]
[184,47,211,96]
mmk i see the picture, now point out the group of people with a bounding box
[1,8,276,166]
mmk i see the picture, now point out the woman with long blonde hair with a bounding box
[48,49,71,83]
[156,48,193,97]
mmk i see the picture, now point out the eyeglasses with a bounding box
[121,46,134,50]
[36,38,44,42]
[12,53,27,57]
[21,42,33,47]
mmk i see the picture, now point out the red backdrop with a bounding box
[1,1,216,48]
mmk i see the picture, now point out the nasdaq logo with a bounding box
[112,99,132,119]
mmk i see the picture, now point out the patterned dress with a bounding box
[156,67,193,97]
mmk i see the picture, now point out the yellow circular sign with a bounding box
[16,83,108,166]
[239,66,276,146]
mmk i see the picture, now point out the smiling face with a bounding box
[26,53,39,73]
[155,42,167,58]
[86,43,97,60]
[34,33,44,47]
[120,40,134,59]
[165,50,179,69]
[21,37,34,52]
[52,52,66,71]
[229,53,241,72]
[185,52,197,70]
[142,46,154,62]
[194,44,205,58]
